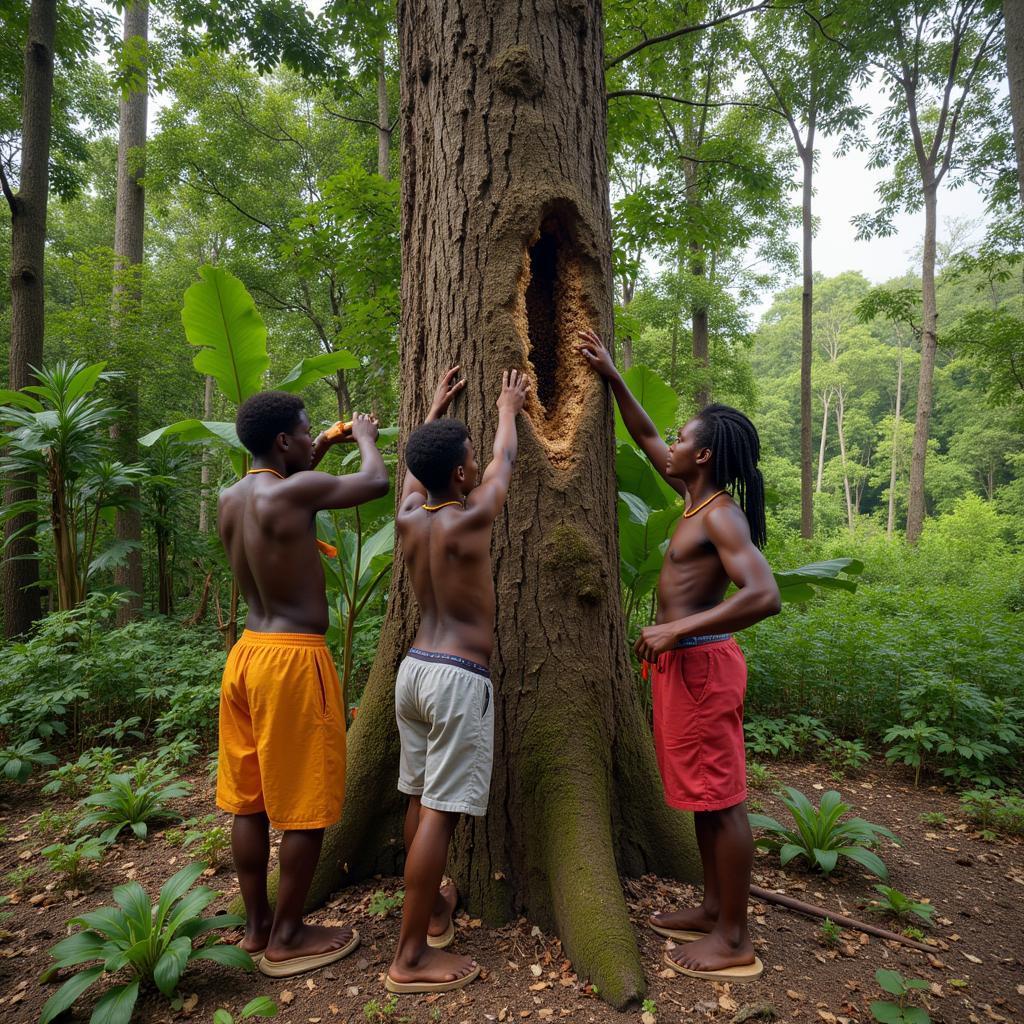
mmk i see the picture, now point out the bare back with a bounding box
[218,475,328,634]
[397,505,496,665]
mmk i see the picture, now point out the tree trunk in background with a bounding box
[378,43,391,179]
[815,389,830,492]
[799,136,815,538]
[689,243,709,409]
[198,374,214,534]
[304,1,700,1007]
[2,0,55,639]
[887,344,903,538]
[906,181,938,543]
[1005,0,1024,205]
[835,388,854,530]
[112,1,148,624]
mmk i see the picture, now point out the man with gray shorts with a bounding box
[385,365,529,995]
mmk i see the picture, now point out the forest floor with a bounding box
[1,758,1021,1024]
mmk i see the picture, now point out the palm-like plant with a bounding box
[0,361,147,609]
[76,762,190,842]
[40,862,252,1024]
[749,786,900,879]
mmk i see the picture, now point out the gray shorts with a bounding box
[395,649,494,816]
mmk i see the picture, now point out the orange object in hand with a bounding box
[325,420,353,439]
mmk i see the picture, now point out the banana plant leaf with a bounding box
[613,366,679,446]
[774,557,864,603]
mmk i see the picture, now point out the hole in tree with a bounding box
[525,218,562,411]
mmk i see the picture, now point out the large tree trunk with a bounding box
[305,1,700,1007]
[799,138,814,538]
[887,344,903,539]
[1005,0,1024,206]
[111,1,148,624]
[906,181,938,543]
[689,243,709,409]
[1,0,55,639]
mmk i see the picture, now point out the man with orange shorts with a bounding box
[216,392,388,978]
[579,330,781,983]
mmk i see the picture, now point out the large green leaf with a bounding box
[774,558,864,603]
[837,844,889,879]
[156,863,206,933]
[182,265,269,404]
[190,943,257,969]
[0,388,44,413]
[153,936,192,997]
[49,930,107,969]
[615,442,678,510]
[276,351,360,392]
[139,419,243,450]
[38,965,104,1024]
[90,980,140,1024]
[613,366,680,444]
[65,362,108,403]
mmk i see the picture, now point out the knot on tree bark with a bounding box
[543,524,605,603]
[493,46,544,99]
[417,55,431,83]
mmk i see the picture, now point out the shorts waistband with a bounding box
[406,648,491,679]
[239,630,327,648]
[674,633,732,648]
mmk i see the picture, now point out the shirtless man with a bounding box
[216,391,389,979]
[385,366,530,994]
[578,330,781,982]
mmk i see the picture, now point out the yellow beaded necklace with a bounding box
[683,489,726,518]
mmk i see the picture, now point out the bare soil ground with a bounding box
[1,758,1021,1024]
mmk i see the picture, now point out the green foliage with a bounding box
[4,864,36,894]
[744,715,831,760]
[870,969,931,1024]
[746,761,771,789]
[36,808,83,839]
[41,836,109,889]
[819,918,842,947]
[40,862,251,1024]
[367,889,404,918]
[76,762,190,843]
[918,812,947,827]
[169,814,232,868]
[824,738,871,775]
[960,789,1024,836]
[749,787,899,879]
[213,997,279,1024]
[362,994,400,1022]
[0,737,57,783]
[867,886,935,927]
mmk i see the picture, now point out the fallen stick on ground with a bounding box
[749,884,934,952]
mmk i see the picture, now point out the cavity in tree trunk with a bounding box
[887,342,903,538]
[906,182,938,543]
[1005,0,1024,205]
[815,388,831,492]
[303,1,700,1007]
[1,0,55,638]
[111,0,149,624]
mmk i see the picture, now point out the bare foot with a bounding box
[239,917,272,954]
[649,906,717,934]
[669,930,755,972]
[428,882,457,938]
[388,946,477,985]
[263,923,356,963]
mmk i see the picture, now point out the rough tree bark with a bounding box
[111,1,149,623]
[1005,0,1024,205]
[799,127,815,538]
[304,0,700,1007]
[886,342,903,539]
[1,0,55,638]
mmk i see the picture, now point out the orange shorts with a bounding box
[216,630,345,830]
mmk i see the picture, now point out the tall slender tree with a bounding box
[1004,0,1024,204]
[848,0,1004,542]
[111,1,149,622]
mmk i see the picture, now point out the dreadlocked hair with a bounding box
[693,403,767,549]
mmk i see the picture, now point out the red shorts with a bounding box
[652,638,748,812]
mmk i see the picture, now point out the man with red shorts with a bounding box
[579,330,781,982]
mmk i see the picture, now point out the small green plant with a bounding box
[884,722,946,787]
[96,717,145,743]
[155,734,201,767]
[867,885,935,927]
[820,917,842,946]
[903,926,926,941]
[870,968,931,1024]
[746,761,771,788]
[824,738,871,775]
[4,864,37,894]
[213,997,278,1023]
[41,747,124,797]
[0,737,57,782]
[918,811,947,827]
[76,762,190,842]
[36,808,81,838]
[363,993,400,1022]
[749,787,899,878]
[368,888,405,917]
[960,788,1024,836]
[641,997,658,1015]
[0,825,7,842]
[42,836,108,889]
[40,862,252,1024]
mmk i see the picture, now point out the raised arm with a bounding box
[634,503,781,661]
[399,366,467,508]
[464,369,530,523]
[285,413,389,511]
[577,328,685,496]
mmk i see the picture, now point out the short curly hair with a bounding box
[405,419,470,492]
[235,391,306,456]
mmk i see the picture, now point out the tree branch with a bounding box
[322,104,388,132]
[605,1,774,70]
[183,163,280,235]
[0,161,15,211]
[607,88,784,119]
